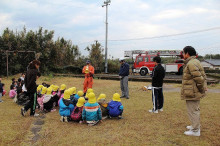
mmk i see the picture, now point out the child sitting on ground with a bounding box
[52,85,59,106]
[97,94,109,120]
[58,84,66,105]
[71,94,86,123]
[37,87,47,111]
[59,89,74,122]
[107,93,123,119]
[70,87,80,106]
[9,83,17,99]
[43,87,54,112]
[85,88,93,100]
[82,92,102,126]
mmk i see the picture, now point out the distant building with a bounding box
[201,59,220,70]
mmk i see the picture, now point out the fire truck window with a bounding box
[145,57,149,62]
[150,57,154,62]
[137,57,143,63]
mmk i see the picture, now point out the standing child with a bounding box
[97,94,109,119]
[148,56,165,113]
[59,89,74,122]
[107,93,123,119]
[82,92,102,126]
[71,96,86,123]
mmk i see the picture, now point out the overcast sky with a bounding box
[0,0,220,58]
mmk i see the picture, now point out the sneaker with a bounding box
[102,116,108,120]
[159,108,163,112]
[184,129,200,136]
[118,115,123,119]
[126,97,129,99]
[21,108,26,116]
[34,113,39,117]
[60,116,64,122]
[149,109,158,113]
[64,116,68,122]
[186,125,193,130]
[120,96,126,98]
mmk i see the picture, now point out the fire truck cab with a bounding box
[125,50,184,76]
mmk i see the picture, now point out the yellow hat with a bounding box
[63,89,71,100]
[86,88,93,97]
[97,94,106,102]
[50,84,54,89]
[88,92,96,104]
[60,84,66,90]
[77,90,84,97]
[76,97,85,107]
[53,85,59,91]
[38,85,44,88]
[46,87,52,95]
[41,87,47,94]
[68,88,74,95]
[112,93,121,102]
[71,87,76,94]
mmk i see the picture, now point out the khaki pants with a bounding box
[186,100,200,132]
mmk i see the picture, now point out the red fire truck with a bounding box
[124,50,184,76]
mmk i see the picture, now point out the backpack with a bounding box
[71,106,83,121]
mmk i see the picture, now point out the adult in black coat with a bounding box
[21,60,41,116]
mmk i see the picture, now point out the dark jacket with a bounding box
[152,64,165,87]
[0,82,3,93]
[119,63,129,76]
[24,69,39,93]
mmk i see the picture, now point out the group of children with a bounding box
[36,84,124,126]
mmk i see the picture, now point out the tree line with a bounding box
[0,27,120,76]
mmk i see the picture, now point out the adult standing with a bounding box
[119,58,129,99]
[21,60,41,117]
[181,46,207,136]
[149,56,165,113]
[0,77,3,102]
[82,60,94,95]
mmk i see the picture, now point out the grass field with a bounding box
[0,76,220,145]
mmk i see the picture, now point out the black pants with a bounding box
[44,98,54,112]
[24,92,37,115]
[152,88,164,110]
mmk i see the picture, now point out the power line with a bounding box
[108,26,220,42]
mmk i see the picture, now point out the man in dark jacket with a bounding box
[119,58,129,99]
[21,60,41,117]
[149,56,165,113]
[0,77,3,102]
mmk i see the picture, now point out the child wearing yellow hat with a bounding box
[97,94,109,120]
[82,92,102,126]
[70,87,80,106]
[59,89,74,122]
[85,88,93,100]
[107,93,123,119]
[71,95,86,123]
[37,87,47,111]
[43,87,55,112]
[58,84,66,99]
[52,85,59,106]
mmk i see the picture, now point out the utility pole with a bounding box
[102,0,111,73]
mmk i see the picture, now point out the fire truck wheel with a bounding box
[140,68,148,76]
[177,67,183,75]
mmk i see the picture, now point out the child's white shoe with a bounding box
[64,116,68,122]
[186,125,193,130]
[60,116,64,122]
[184,129,200,136]
[149,109,158,113]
